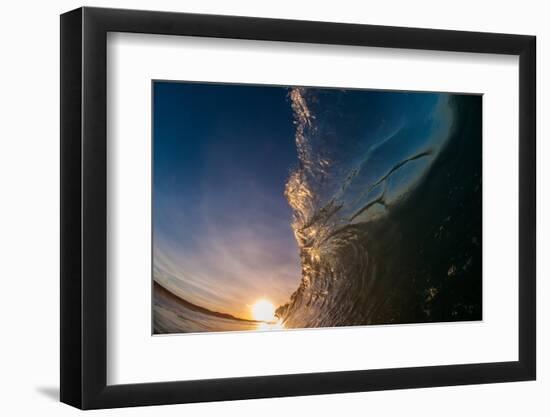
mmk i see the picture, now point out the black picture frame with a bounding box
[60,6,536,410]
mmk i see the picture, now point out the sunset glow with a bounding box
[251,299,276,322]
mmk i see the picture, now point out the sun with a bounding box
[251,299,276,322]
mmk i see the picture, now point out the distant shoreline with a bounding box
[153,281,259,323]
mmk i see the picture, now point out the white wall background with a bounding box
[0,0,546,415]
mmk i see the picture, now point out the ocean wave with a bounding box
[277,87,482,328]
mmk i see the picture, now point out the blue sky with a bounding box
[153,81,301,319]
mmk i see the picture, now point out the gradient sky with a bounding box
[153,81,301,320]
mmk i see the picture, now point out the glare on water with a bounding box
[256,320,285,331]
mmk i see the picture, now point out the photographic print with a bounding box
[152,81,482,334]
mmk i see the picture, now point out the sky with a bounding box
[153,81,301,320]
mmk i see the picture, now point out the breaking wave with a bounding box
[276,87,482,328]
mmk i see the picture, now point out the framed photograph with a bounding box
[60,6,536,409]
